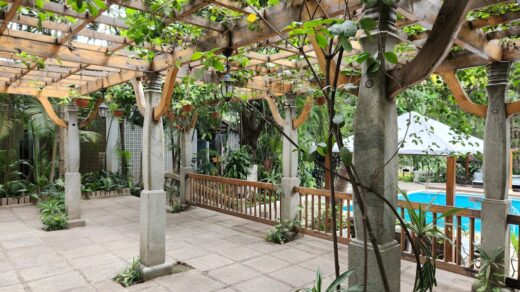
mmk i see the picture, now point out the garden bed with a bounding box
[82,188,131,199]
[0,195,35,206]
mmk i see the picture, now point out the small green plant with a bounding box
[297,269,361,292]
[113,257,143,287]
[266,219,300,244]
[38,196,67,231]
[474,247,506,292]
[223,146,252,179]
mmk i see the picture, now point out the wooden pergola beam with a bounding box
[438,70,487,118]
[0,0,23,35]
[36,95,68,128]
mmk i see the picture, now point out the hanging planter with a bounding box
[316,96,326,106]
[181,104,193,113]
[112,110,124,117]
[75,98,90,108]
[211,111,220,119]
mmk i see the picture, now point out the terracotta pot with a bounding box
[181,104,193,113]
[316,96,326,106]
[75,98,90,108]
[113,110,124,117]
[211,111,220,119]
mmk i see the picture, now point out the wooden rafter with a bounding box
[389,0,474,99]
[0,0,23,35]
[438,70,487,118]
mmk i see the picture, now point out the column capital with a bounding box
[487,61,512,86]
[363,1,398,33]
[144,72,163,93]
[65,103,79,113]
[284,93,297,108]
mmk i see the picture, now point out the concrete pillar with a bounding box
[280,94,300,222]
[348,3,400,291]
[481,61,512,279]
[105,114,120,173]
[180,128,194,204]
[139,72,172,280]
[64,105,85,228]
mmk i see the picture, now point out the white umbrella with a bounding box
[333,111,483,156]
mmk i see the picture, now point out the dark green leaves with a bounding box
[339,147,352,166]
[328,20,357,38]
[384,51,398,64]
[358,17,377,32]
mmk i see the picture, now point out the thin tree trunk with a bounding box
[58,106,66,177]
[49,129,58,182]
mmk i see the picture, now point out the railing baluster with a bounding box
[311,194,315,230]
[347,199,351,240]
[305,193,308,229]
[456,216,462,265]
[400,207,406,252]
[469,217,475,269]
[318,195,322,232]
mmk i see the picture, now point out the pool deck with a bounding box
[0,195,474,292]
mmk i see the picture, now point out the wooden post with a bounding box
[510,149,514,192]
[445,155,456,262]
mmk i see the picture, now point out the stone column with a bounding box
[65,105,85,228]
[180,128,194,204]
[105,113,120,173]
[280,94,300,222]
[348,3,400,291]
[481,61,512,279]
[139,72,172,280]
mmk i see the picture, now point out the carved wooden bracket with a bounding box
[438,71,487,118]
[131,77,146,116]
[388,0,473,99]
[506,101,520,117]
[264,95,284,127]
[79,96,104,128]
[153,67,179,122]
[292,95,314,129]
[36,95,67,128]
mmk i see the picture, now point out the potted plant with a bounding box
[109,103,124,118]
[74,96,91,108]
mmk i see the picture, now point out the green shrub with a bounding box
[399,174,414,182]
[266,219,299,244]
[113,257,143,287]
[38,196,67,231]
[223,146,252,179]
[298,269,360,292]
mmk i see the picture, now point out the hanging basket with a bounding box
[211,111,220,119]
[181,104,193,113]
[112,110,124,117]
[316,96,326,106]
[75,98,90,108]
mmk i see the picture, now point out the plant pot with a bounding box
[316,96,326,106]
[75,98,90,108]
[181,104,193,113]
[211,111,220,119]
[112,110,124,117]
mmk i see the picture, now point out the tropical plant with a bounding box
[223,146,252,179]
[38,195,67,231]
[265,219,300,244]
[298,269,362,292]
[113,257,143,287]
[401,192,462,292]
[474,247,506,292]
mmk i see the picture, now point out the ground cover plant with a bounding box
[113,257,144,287]
[38,195,67,231]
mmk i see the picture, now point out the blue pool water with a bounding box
[345,191,520,233]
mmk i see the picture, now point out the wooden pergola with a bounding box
[2,0,520,287]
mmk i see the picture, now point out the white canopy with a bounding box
[333,112,483,156]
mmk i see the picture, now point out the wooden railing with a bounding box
[188,173,281,225]
[507,214,520,285]
[396,200,481,277]
[186,174,520,278]
[294,186,353,244]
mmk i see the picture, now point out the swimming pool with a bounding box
[343,191,520,233]
[398,191,520,233]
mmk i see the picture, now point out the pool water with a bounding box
[344,191,520,233]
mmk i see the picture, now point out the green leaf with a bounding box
[339,147,352,166]
[191,51,203,61]
[76,0,83,9]
[93,0,107,9]
[315,33,328,49]
[332,114,344,125]
[328,20,357,37]
[354,52,370,63]
[339,36,352,52]
[325,270,355,292]
[384,51,398,64]
[358,17,377,31]
[35,0,44,9]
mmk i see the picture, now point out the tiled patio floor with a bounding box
[0,196,473,292]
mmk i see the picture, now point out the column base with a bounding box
[348,239,400,292]
[65,172,82,220]
[140,190,167,266]
[67,219,86,229]
[280,177,300,222]
[141,262,173,281]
